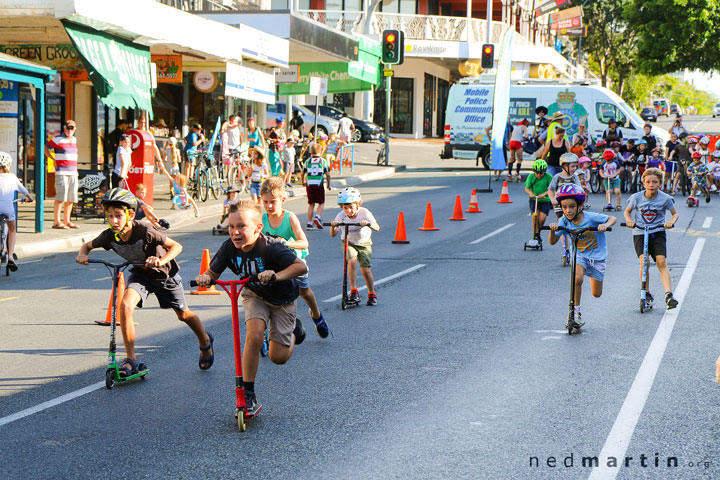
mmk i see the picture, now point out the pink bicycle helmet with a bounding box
[555,184,586,204]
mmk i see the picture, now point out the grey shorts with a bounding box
[126,270,188,311]
[576,257,606,282]
[348,242,372,268]
[241,288,297,347]
[296,258,310,289]
[55,173,78,203]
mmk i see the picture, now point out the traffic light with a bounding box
[481,44,495,69]
[382,29,405,65]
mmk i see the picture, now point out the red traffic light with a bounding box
[483,45,493,54]
[386,33,396,43]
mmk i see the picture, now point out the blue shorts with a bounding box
[250,181,261,197]
[576,257,606,282]
[296,259,309,289]
[529,198,552,215]
[604,177,621,190]
[665,161,677,175]
[547,165,562,177]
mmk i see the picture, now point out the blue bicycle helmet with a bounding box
[555,184,586,204]
[337,187,361,204]
[635,139,647,146]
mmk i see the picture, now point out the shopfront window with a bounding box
[374,77,413,134]
[271,0,289,9]
[380,0,416,14]
[96,96,106,167]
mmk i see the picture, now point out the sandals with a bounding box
[118,357,139,378]
[199,332,214,370]
[52,224,69,229]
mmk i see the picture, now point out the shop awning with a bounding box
[61,20,153,115]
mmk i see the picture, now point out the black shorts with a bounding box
[127,270,188,311]
[633,231,667,260]
[529,198,552,215]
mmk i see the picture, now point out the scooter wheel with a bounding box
[237,409,246,432]
[341,299,347,310]
[524,245,527,251]
[105,369,114,390]
[640,300,646,314]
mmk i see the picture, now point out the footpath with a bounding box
[12,138,526,260]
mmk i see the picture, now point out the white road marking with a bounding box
[702,216,712,228]
[541,336,562,340]
[534,329,568,334]
[17,259,43,265]
[588,238,705,480]
[93,276,111,282]
[469,223,516,245]
[45,286,69,291]
[323,264,426,302]
[0,382,104,428]
[0,297,18,302]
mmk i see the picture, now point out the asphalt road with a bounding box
[1,141,720,479]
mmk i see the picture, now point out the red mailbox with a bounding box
[126,129,155,206]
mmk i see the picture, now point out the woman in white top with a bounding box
[0,152,34,271]
[508,119,529,182]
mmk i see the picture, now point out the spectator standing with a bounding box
[106,119,129,171]
[668,115,688,137]
[45,120,79,229]
[183,123,204,179]
[226,115,243,152]
[642,123,659,152]
[602,118,623,144]
[337,112,355,145]
[111,134,132,189]
[289,110,304,136]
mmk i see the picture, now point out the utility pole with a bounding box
[384,69,391,165]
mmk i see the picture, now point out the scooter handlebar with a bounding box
[190,275,263,287]
[87,259,145,269]
[540,226,612,233]
[322,222,362,227]
[620,222,673,229]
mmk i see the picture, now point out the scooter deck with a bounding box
[110,366,149,383]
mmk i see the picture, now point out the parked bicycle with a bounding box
[226,145,251,194]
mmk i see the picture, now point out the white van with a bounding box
[441,78,669,167]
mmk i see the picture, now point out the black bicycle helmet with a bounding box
[535,106,548,115]
[678,132,689,140]
[102,188,138,211]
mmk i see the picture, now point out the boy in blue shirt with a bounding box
[549,184,616,328]
[623,167,679,309]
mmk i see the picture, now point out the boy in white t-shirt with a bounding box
[112,134,132,189]
[329,187,380,306]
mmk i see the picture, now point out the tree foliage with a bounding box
[625,0,720,74]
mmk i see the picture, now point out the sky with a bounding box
[685,70,720,100]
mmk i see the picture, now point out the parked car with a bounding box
[640,107,658,123]
[303,105,383,142]
[653,99,669,117]
[669,103,684,116]
[686,104,697,115]
[266,102,339,137]
[713,102,720,118]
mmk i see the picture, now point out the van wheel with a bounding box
[478,151,491,170]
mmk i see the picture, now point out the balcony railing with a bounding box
[152,0,263,12]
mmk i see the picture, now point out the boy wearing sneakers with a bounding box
[302,143,331,230]
[623,167,679,309]
[329,187,380,306]
[195,200,308,414]
[549,184,616,329]
[77,188,214,376]
[260,177,330,338]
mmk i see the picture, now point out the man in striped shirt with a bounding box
[45,120,79,229]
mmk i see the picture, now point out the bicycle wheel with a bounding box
[376,148,386,166]
[238,165,249,194]
[227,165,238,189]
[590,171,600,194]
[199,170,209,202]
[209,168,221,200]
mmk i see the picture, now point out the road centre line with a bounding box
[702,216,712,228]
[588,238,705,480]
[0,381,104,428]
[93,276,111,282]
[323,264,426,303]
[469,223,516,245]
[0,297,18,302]
[45,286,69,291]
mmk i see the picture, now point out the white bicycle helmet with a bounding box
[699,136,710,146]
[0,151,12,169]
[713,150,720,159]
[559,152,579,165]
[337,187,361,204]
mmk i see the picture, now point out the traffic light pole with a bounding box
[384,68,391,166]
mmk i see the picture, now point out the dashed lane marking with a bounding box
[322,264,426,303]
[588,238,705,480]
[702,216,712,228]
[93,276,111,282]
[45,286,69,291]
[469,223,516,245]
[0,297,18,302]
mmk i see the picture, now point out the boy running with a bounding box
[195,200,308,415]
[302,143,331,230]
[260,177,330,338]
[623,168,679,309]
[549,184,616,329]
[330,187,380,306]
[77,188,213,376]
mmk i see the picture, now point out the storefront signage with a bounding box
[0,44,85,71]
[75,170,109,218]
[275,65,300,84]
[193,71,217,92]
[62,20,153,114]
[560,26,588,36]
[151,55,183,83]
[278,62,373,96]
[550,6,583,29]
[535,0,572,17]
[309,77,328,96]
[0,80,18,164]
[404,40,463,58]
[225,63,275,104]
[0,79,19,116]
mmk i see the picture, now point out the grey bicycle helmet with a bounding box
[102,188,138,211]
[0,151,11,169]
[559,152,579,165]
[338,187,361,204]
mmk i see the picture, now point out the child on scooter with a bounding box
[260,177,330,338]
[0,151,34,272]
[687,151,710,204]
[249,147,269,205]
[524,159,553,245]
[158,162,200,217]
[599,149,624,211]
[623,168,679,309]
[577,156,592,208]
[196,199,308,416]
[217,186,241,230]
[76,188,213,377]
[549,184,616,328]
[329,187,380,306]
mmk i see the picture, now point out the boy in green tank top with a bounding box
[260,177,330,338]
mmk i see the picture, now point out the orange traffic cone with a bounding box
[391,212,410,244]
[418,203,440,231]
[191,249,222,295]
[450,195,466,221]
[466,189,482,213]
[96,272,125,325]
[496,181,512,203]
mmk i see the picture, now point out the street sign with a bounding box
[275,65,300,84]
[309,76,328,96]
[383,68,394,77]
[535,0,571,17]
[560,26,587,37]
[550,5,582,29]
[551,17,583,30]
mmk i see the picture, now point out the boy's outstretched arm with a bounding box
[548,222,560,245]
[623,205,634,228]
[599,215,617,231]
[146,237,182,268]
[667,208,679,228]
[258,257,307,284]
[76,240,95,265]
